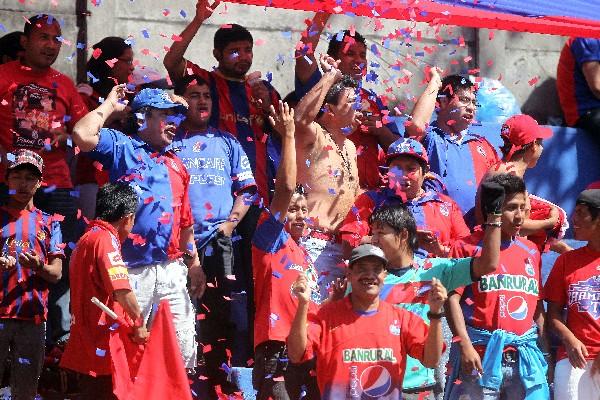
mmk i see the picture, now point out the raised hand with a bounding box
[292,273,311,304]
[319,53,341,78]
[195,0,221,22]
[428,66,443,90]
[268,100,295,138]
[427,277,447,313]
[106,84,130,113]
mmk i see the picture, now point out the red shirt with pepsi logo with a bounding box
[252,210,320,348]
[450,230,542,335]
[301,297,428,399]
[544,246,600,361]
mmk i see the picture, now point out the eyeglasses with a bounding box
[455,95,480,108]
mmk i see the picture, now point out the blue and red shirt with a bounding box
[296,69,399,190]
[252,210,320,348]
[339,187,470,258]
[557,37,600,126]
[451,230,542,336]
[423,125,499,226]
[0,206,64,322]
[172,127,256,250]
[88,128,194,268]
[185,62,281,205]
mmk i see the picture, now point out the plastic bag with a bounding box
[476,78,521,124]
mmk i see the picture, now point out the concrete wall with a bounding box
[1,0,566,122]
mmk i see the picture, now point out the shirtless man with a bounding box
[294,55,360,299]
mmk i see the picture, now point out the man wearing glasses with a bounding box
[405,69,499,227]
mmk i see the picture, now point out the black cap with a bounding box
[348,244,388,267]
[576,189,600,210]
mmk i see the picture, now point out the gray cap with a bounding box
[348,244,388,267]
[576,189,600,210]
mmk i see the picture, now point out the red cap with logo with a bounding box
[501,114,553,160]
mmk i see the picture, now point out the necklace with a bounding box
[330,136,355,182]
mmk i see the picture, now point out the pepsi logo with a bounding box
[360,365,392,398]
[506,296,528,321]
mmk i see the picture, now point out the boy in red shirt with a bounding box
[288,244,448,399]
[0,150,63,399]
[61,182,148,400]
[445,173,549,399]
[545,188,600,400]
[251,101,321,399]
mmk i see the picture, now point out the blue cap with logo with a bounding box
[386,137,429,165]
[131,88,187,114]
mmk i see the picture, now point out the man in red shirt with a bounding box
[0,150,63,399]
[545,188,600,400]
[251,101,320,399]
[61,183,148,400]
[445,173,549,399]
[288,244,448,399]
[0,14,88,345]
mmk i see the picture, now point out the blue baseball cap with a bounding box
[386,138,429,165]
[131,88,187,113]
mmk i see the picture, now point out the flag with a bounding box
[109,300,192,400]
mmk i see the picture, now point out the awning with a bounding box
[227,0,600,38]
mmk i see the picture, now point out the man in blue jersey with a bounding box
[173,74,257,393]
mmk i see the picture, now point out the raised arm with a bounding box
[295,11,331,85]
[471,181,505,279]
[405,67,442,141]
[72,84,128,152]
[163,0,220,79]
[268,101,296,222]
[294,55,341,145]
[288,274,311,363]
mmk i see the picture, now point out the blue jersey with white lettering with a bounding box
[172,127,256,249]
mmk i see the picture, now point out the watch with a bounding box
[427,311,445,320]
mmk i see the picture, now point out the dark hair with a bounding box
[123,106,153,135]
[214,24,253,52]
[24,14,60,37]
[369,204,418,252]
[0,32,24,61]
[499,136,534,161]
[294,184,307,198]
[96,182,139,223]
[174,74,209,96]
[576,199,600,220]
[327,30,367,58]
[282,91,299,109]
[86,37,132,97]
[438,74,475,100]
[317,75,358,119]
[484,173,526,198]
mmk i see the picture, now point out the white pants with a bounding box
[554,358,600,400]
[128,259,197,369]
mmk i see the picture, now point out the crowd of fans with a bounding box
[0,3,599,400]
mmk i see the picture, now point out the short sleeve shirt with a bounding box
[451,230,542,335]
[0,206,64,322]
[423,126,499,225]
[303,297,428,399]
[172,127,256,249]
[60,220,132,376]
[544,246,600,361]
[0,61,88,188]
[88,128,193,268]
[185,62,281,205]
[252,210,320,348]
[557,37,600,126]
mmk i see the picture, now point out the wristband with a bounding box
[483,222,502,228]
[427,311,444,320]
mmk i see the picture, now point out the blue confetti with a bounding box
[18,358,31,365]
[95,348,106,357]
[87,71,99,83]
[141,29,150,39]
[179,9,187,18]
[272,271,282,278]
[44,185,57,193]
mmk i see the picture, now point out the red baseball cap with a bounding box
[500,114,553,160]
